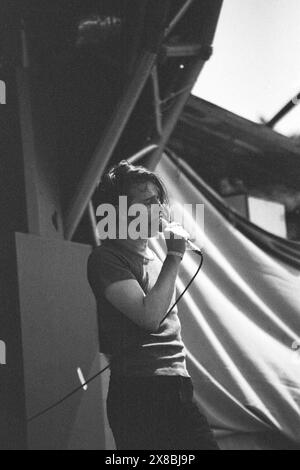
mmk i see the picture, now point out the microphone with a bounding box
[185,239,203,255]
[159,216,203,255]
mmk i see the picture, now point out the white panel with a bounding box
[248,197,287,238]
[15,233,114,449]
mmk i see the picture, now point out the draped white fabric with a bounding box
[150,155,300,448]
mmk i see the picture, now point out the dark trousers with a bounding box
[107,375,220,450]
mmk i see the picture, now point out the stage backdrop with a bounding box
[150,154,300,450]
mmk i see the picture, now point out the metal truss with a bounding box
[65,0,223,240]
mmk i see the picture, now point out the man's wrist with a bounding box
[166,251,184,261]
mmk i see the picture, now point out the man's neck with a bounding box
[117,238,149,256]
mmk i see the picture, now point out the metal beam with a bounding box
[17,68,41,236]
[266,92,300,128]
[151,67,163,136]
[88,201,100,246]
[164,0,196,38]
[146,0,224,171]
[147,49,212,171]
[65,51,157,240]
[127,144,158,165]
[163,43,205,57]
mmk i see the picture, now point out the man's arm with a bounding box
[104,254,182,333]
[105,225,187,333]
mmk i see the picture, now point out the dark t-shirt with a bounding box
[87,240,189,377]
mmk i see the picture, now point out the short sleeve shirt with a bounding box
[87,240,189,377]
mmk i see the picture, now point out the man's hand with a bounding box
[161,219,188,259]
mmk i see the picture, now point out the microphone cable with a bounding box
[28,251,204,423]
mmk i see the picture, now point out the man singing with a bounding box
[87,160,219,450]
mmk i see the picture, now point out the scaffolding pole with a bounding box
[147,48,212,171]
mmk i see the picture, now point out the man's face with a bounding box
[128,181,162,238]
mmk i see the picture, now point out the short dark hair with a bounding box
[94,160,169,209]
